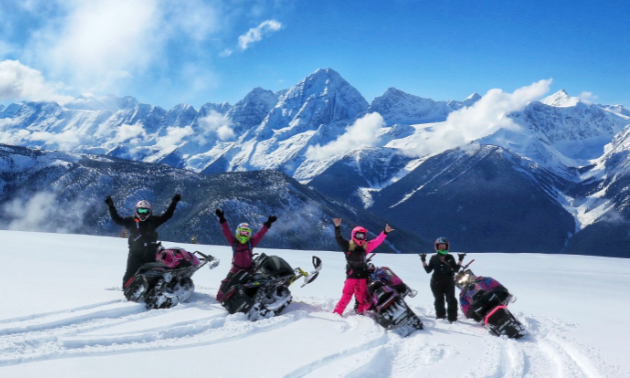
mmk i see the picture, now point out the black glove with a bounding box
[419,253,427,262]
[264,215,277,228]
[172,193,181,203]
[215,208,226,223]
[458,253,466,262]
[104,196,114,207]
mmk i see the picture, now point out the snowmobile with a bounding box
[220,253,322,321]
[363,254,423,336]
[455,262,526,339]
[124,243,220,310]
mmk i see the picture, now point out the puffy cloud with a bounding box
[0,60,72,103]
[196,111,235,144]
[238,20,282,50]
[29,130,82,150]
[402,79,552,157]
[113,124,147,145]
[306,112,386,160]
[155,126,194,149]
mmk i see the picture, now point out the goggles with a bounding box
[238,229,251,237]
[137,208,150,214]
[354,232,366,240]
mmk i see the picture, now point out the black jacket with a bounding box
[335,226,369,279]
[424,253,461,282]
[108,199,178,255]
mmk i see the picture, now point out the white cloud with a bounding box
[0,60,72,103]
[29,130,82,150]
[155,126,194,149]
[238,20,282,50]
[402,79,552,158]
[196,111,235,144]
[306,112,386,160]
[113,124,147,145]
[579,91,598,104]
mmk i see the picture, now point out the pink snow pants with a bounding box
[334,278,370,315]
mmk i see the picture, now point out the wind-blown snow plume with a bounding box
[306,113,386,160]
[238,20,282,50]
[403,79,552,157]
[1,192,87,233]
[0,60,72,103]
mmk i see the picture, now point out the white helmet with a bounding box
[135,200,152,221]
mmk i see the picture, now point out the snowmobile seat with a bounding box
[257,254,295,278]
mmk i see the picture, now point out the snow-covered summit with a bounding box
[541,89,579,107]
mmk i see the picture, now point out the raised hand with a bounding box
[267,215,277,224]
[173,193,181,203]
[385,224,394,233]
[333,218,342,227]
[104,196,114,207]
[419,253,427,262]
[458,253,467,262]
[215,208,226,223]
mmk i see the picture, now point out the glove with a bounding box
[104,196,114,207]
[419,253,427,262]
[458,253,467,262]
[264,215,278,228]
[215,208,226,223]
[172,193,181,203]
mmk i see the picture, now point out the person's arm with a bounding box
[105,196,126,226]
[334,226,350,251]
[449,255,461,273]
[423,255,434,274]
[153,194,181,228]
[365,224,393,254]
[220,221,237,245]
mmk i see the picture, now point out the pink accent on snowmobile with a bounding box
[484,305,507,326]
[156,247,200,268]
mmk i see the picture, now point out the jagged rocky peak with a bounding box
[284,68,367,109]
[542,89,579,107]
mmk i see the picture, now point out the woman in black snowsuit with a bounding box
[420,237,465,323]
[105,194,181,290]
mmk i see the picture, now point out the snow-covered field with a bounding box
[1,230,629,377]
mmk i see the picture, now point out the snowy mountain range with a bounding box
[1,69,630,256]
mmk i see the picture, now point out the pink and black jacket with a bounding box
[334,226,388,279]
[220,221,269,274]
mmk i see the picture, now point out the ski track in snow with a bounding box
[0,295,621,377]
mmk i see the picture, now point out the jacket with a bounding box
[423,253,460,282]
[335,226,387,278]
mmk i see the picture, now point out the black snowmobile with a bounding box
[363,254,423,336]
[455,263,526,339]
[124,243,220,310]
[220,253,322,321]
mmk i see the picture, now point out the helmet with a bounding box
[435,236,449,255]
[351,226,368,247]
[135,200,152,221]
[235,222,252,244]
[367,262,376,274]
[455,269,476,290]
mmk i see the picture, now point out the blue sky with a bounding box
[1,0,629,110]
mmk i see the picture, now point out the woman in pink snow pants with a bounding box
[332,218,394,315]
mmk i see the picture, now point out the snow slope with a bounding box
[1,231,628,377]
